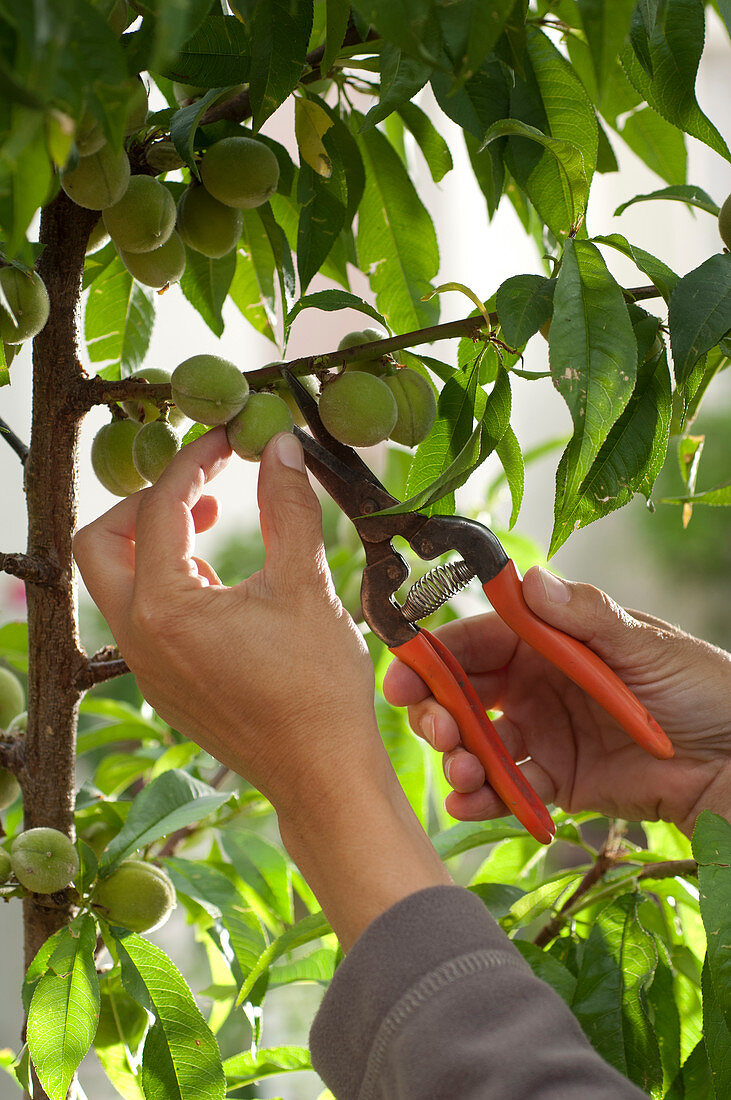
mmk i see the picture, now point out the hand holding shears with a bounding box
[281,369,674,844]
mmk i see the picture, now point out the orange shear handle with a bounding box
[484,561,674,760]
[391,629,556,844]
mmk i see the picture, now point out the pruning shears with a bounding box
[281,368,674,845]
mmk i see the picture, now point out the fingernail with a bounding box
[274,432,304,471]
[425,714,436,747]
[538,566,571,604]
[444,756,453,784]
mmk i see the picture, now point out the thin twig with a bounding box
[637,859,697,881]
[74,646,130,690]
[0,731,24,773]
[0,415,29,464]
[0,552,62,586]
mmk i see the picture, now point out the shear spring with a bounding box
[401,560,475,622]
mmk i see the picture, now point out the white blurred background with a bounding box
[0,12,729,1098]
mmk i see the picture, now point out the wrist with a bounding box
[277,739,452,951]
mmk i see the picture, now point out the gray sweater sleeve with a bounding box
[309,885,648,1100]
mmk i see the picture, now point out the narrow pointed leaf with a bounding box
[229,213,277,341]
[614,183,719,217]
[495,425,524,528]
[85,257,155,379]
[248,0,313,130]
[496,274,555,346]
[669,253,731,385]
[285,289,388,342]
[223,1046,312,1086]
[396,101,453,183]
[592,232,678,302]
[235,911,331,1006]
[692,811,731,1029]
[257,202,296,319]
[180,246,236,337]
[322,0,351,76]
[162,15,251,88]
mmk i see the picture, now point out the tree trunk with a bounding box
[20,192,97,1099]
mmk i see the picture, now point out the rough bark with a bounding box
[20,191,97,1100]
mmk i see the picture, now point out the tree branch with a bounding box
[74,646,130,690]
[0,552,63,586]
[638,859,697,881]
[0,415,29,464]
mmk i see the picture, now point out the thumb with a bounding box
[256,432,328,592]
[521,565,650,669]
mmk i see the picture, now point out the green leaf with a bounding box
[179,246,236,337]
[669,253,731,385]
[355,118,439,334]
[223,1045,312,1086]
[99,770,230,873]
[162,15,251,88]
[296,137,348,292]
[614,182,720,217]
[483,120,588,238]
[548,239,637,554]
[84,257,155,378]
[235,911,331,1006]
[257,202,296,319]
[432,820,528,861]
[702,956,731,1096]
[355,0,440,60]
[660,482,731,507]
[82,240,118,291]
[115,932,225,1100]
[359,43,431,130]
[645,955,682,1091]
[592,232,678,302]
[550,313,671,551]
[571,892,662,1092]
[495,273,555,346]
[621,0,731,163]
[667,1040,714,1099]
[495,425,524,529]
[221,828,294,924]
[229,213,277,341]
[137,0,216,74]
[396,101,453,183]
[22,926,68,1016]
[270,945,337,986]
[170,88,240,177]
[514,941,577,1005]
[285,289,388,342]
[437,0,517,79]
[248,0,313,130]
[692,811,731,1030]
[619,106,687,185]
[576,0,636,95]
[27,915,100,1100]
[322,0,351,76]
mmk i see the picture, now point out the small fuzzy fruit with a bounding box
[319,372,398,447]
[227,392,294,460]
[719,193,731,250]
[133,419,181,482]
[385,368,437,446]
[76,109,105,156]
[173,81,207,106]
[176,185,243,258]
[91,420,148,496]
[93,859,176,932]
[119,230,186,288]
[0,767,20,811]
[11,827,80,894]
[171,354,249,425]
[200,136,279,209]
[271,371,318,427]
[107,0,131,36]
[0,667,24,729]
[61,144,131,210]
[121,367,186,428]
[86,217,110,254]
[0,268,50,344]
[339,328,388,376]
[0,849,11,884]
[146,140,184,173]
[124,78,148,137]
[95,974,149,1048]
[104,176,176,253]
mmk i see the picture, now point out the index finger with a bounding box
[132,426,231,600]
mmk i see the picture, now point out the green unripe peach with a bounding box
[173,82,207,106]
[226,392,294,461]
[176,184,243,258]
[132,419,181,482]
[11,827,80,894]
[385,368,437,446]
[95,974,149,1048]
[171,354,249,425]
[719,193,731,250]
[200,136,279,209]
[338,328,388,376]
[119,230,186,288]
[0,268,50,344]
[319,372,398,447]
[103,176,176,253]
[61,144,131,210]
[93,859,176,932]
[86,217,110,254]
[76,109,105,156]
[107,0,131,36]
[146,140,184,173]
[0,849,11,884]
[0,767,20,811]
[91,420,148,496]
[0,667,24,729]
[79,820,117,858]
[124,78,148,137]
[121,367,186,428]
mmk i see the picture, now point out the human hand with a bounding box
[383,568,731,835]
[73,427,383,821]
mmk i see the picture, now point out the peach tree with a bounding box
[0,1,730,1098]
